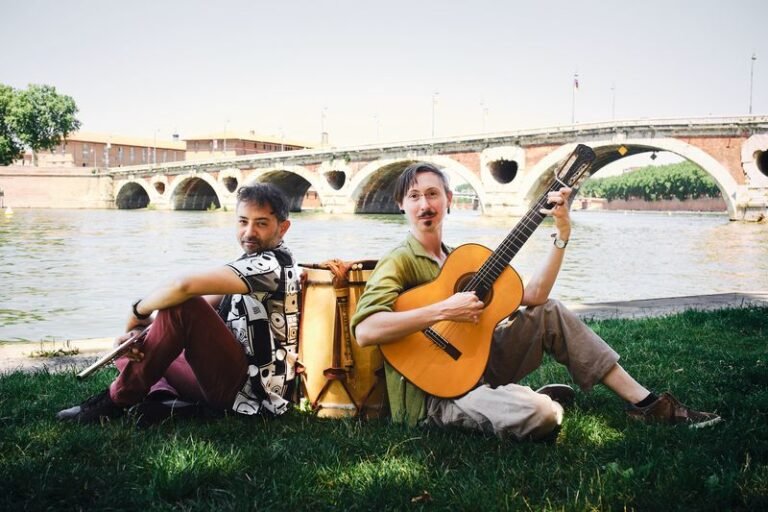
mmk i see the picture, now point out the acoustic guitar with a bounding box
[380,144,597,398]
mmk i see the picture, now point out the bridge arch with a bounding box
[167,173,222,210]
[742,134,768,187]
[349,156,487,214]
[243,166,326,212]
[519,139,742,218]
[218,167,243,194]
[115,181,152,209]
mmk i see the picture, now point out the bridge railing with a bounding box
[106,115,768,176]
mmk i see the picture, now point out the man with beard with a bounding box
[352,162,721,440]
[57,183,301,426]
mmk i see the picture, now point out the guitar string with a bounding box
[425,203,544,357]
[425,149,593,357]
[462,194,551,294]
[462,155,591,295]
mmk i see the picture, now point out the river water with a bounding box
[1,208,767,342]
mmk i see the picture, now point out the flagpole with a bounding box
[571,73,578,124]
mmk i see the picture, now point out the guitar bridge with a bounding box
[424,328,462,360]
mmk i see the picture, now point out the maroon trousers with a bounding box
[109,297,248,409]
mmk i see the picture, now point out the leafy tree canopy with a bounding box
[0,83,81,166]
[579,161,721,201]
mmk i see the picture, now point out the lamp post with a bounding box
[320,107,328,147]
[571,73,578,124]
[480,100,488,132]
[749,53,757,114]
[223,119,229,154]
[610,83,616,120]
[431,91,439,138]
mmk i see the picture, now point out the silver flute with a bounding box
[76,326,150,380]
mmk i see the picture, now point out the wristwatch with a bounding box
[132,299,151,320]
[553,236,569,249]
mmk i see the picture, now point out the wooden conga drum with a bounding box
[298,261,387,418]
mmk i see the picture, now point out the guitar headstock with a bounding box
[554,144,596,189]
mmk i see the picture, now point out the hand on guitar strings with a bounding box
[437,291,485,324]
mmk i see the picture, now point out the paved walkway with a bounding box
[2,291,767,375]
[566,290,768,321]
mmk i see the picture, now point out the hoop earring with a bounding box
[399,209,405,214]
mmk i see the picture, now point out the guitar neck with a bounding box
[463,144,596,297]
[467,192,550,295]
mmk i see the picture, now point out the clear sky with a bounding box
[1,0,765,147]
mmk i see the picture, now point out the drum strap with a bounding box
[321,259,356,369]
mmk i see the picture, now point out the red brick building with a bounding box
[24,132,186,168]
[183,131,311,160]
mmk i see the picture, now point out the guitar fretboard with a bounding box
[462,146,595,298]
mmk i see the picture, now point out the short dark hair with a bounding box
[392,162,451,204]
[236,183,290,222]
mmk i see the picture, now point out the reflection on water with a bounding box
[1,208,766,341]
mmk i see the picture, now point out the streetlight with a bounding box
[320,107,328,147]
[749,52,757,114]
[431,91,439,138]
[480,100,488,132]
[153,129,158,165]
[223,119,229,153]
[610,83,616,120]
[571,72,579,124]
[373,114,380,142]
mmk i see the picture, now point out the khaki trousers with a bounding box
[425,299,619,440]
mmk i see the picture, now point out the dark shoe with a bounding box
[626,392,722,429]
[56,389,125,424]
[129,397,210,428]
[536,384,576,408]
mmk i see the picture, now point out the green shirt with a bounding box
[351,233,450,426]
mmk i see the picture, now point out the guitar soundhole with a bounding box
[455,272,493,304]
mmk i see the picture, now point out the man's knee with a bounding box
[527,395,563,440]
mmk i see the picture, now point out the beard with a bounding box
[240,234,278,254]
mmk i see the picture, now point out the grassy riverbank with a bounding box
[1,307,766,510]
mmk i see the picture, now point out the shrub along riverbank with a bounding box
[579,161,721,202]
[1,307,766,510]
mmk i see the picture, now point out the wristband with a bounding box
[131,299,151,320]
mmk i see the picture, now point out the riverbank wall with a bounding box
[0,166,113,209]
[578,197,727,213]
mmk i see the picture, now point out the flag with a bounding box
[573,75,579,89]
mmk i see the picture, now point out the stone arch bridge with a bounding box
[108,116,768,221]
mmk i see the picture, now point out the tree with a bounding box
[0,83,81,166]
[0,84,23,165]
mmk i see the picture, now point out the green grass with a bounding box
[1,307,766,510]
